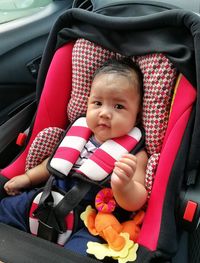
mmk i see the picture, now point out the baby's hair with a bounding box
[93,57,143,99]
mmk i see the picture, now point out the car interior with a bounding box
[0,0,200,263]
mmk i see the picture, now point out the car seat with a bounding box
[0,1,200,263]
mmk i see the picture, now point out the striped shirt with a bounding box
[73,136,101,170]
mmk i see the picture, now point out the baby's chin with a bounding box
[93,136,106,144]
[94,134,111,144]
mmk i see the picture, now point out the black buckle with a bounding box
[32,178,91,243]
[37,220,60,243]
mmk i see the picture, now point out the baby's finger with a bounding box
[4,178,15,189]
[8,191,16,196]
[121,154,137,162]
[119,155,137,170]
[112,167,130,185]
[7,189,21,196]
[4,183,11,192]
[115,161,133,178]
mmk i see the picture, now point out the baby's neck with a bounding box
[90,135,102,147]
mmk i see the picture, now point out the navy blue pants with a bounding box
[0,190,101,255]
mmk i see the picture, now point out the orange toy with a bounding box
[81,188,145,251]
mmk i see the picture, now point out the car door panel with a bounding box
[0,97,36,168]
[0,1,73,167]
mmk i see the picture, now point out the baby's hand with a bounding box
[111,154,137,188]
[4,174,31,196]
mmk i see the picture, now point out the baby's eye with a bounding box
[115,104,125,109]
[94,101,102,106]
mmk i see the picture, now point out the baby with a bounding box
[4,58,148,211]
[0,57,148,255]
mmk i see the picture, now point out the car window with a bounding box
[0,0,53,24]
[151,0,200,12]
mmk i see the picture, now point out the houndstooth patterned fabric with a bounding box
[136,54,177,156]
[67,39,118,122]
[26,127,64,171]
[145,153,160,198]
[26,39,177,195]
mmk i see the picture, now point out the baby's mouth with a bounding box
[97,123,110,128]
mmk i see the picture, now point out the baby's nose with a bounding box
[99,107,112,118]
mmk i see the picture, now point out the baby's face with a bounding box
[86,72,141,144]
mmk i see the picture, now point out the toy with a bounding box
[81,188,145,252]
[86,232,139,263]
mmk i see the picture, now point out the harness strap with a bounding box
[33,175,55,214]
[50,116,142,182]
[33,176,91,241]
[50,117,91,177]
[77,129,141,181]
[53,180,91,232]
[31,117,144,243]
